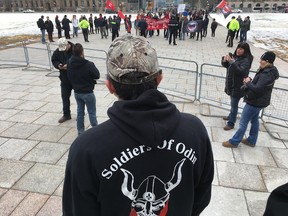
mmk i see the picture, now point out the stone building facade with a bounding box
[0,0,287,12]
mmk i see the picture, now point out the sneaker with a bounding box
[222,141,237,148]
[58,115,71,123]
[241,139,255,147]
[224,125,234,130]
[223,116,229,120]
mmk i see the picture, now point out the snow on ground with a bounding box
[210,12,288,60]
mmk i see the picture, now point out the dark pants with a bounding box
[112,29,119,41]
[228,30,236,47]
[140,29,146,38]
[47,32,53,42]
[82,28,89,42]
[60,81,73,117]
[57,28,62,38]
[211,28,216,37]
[196,31,202,40]
[169,30,176,44]
[235,29,240,39]
[64,29,70,39]
[202,27,207,37]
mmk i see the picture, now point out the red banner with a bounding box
[146,17,170,30]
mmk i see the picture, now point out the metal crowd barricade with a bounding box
[197,63,245,117]
[0,43,28,69]
[261,75,288,141]
[199,63,288,141]
[157,56,198,102]
[22,42,54,71]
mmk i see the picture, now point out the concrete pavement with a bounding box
[0,22,288,216]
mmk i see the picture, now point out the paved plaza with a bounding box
[0,21,288,216]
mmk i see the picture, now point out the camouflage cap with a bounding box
[106,35,160,84]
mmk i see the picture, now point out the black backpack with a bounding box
[37,19,41,28]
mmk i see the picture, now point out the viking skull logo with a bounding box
[121,159,186,216]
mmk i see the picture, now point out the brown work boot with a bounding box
[224,125,234,130]
[241,139,255,147]
[222,141,237,148]
[58,115,71,123]
[223,116,229,120]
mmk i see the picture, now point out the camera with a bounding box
[240,84,248,91]
[229,52,233,58]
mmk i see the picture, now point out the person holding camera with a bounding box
[221,42,254,131]
[51,38,74,123]
[223,51,279,148]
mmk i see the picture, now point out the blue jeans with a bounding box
[41,29,46,43]
[229,103,262,146]
[180,31,185,40]
[240,30,247,42]
[74,92,97,135]
[227,96,241,127]
[73,26,78,37]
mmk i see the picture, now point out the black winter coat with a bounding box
[38,18,46,30]
[62,17,71,31]
[138,19,148,31]
[45,20,54,33]
[244,65,279,108]
[222,55,252,98]
[168,18,178,32]
[51,42,74,84]
[67,56,100,93]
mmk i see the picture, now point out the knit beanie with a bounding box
[261,51,276,64]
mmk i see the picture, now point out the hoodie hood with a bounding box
[107,89,180,147]
[69,55,89,69]
[270,65,280,80]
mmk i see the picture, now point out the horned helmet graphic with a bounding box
[121,158,186,216]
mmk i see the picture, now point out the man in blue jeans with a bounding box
[67,43,100,135]
[37,15,46,44]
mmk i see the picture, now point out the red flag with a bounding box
[216,0,226,9]
[118,10,125,19]
[106,0,115,11]
[222,4,232,18]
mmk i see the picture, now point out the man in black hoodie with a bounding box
[67,43,100,135]
[62,35,214,216]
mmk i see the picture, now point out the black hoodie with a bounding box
[63,89,214,216]
[67,55,100,93]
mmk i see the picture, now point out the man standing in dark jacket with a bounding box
[55,15,62,39]
[168,14,178,45]
[111,15,119,41]
[67,43,100,135]
[37,15,46,44]
[138,16,148,38]
[62,15,71,39]
[51,38,74,123]
[62,35,214,216]
[45,16,54,42]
